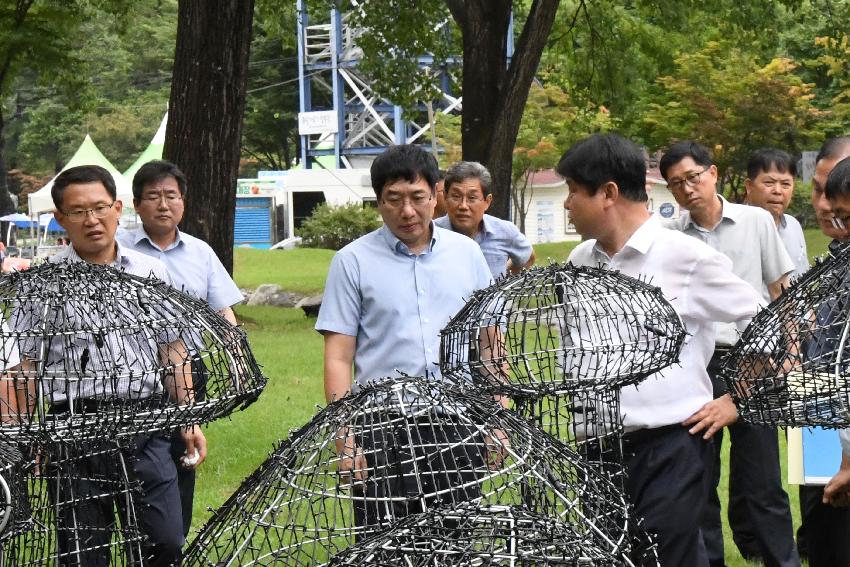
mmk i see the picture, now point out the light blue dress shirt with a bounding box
[117,226,243,311]
[778,213,809,280]
[316,224,492,387]
[434,213,533,278]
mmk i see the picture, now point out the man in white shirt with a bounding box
[559,133,762,566]
[660,141,797,567]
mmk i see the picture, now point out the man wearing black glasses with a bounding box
[661,141,797,567]
[27,164,203,566]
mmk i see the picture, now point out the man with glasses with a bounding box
[435,161,535,278]
[316,144,496,528]
[18,164,204,565]
[660,141,797,567]
[116,159,242,538]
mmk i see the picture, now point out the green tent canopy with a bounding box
[123,113,167,182]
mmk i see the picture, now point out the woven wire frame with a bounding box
[327,503,625,566]
[721,242,850,427]
[513,389,624,474]
[183,375,640,567]
[0,441,27,539]
[0,261,266,443]
[440,263,686,398]
[0,440,144,566]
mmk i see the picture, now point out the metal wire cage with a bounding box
[440,263,686,397]
[0,261,266,443]
[326,503,626,566]
[183,375,640,567]
[0,441,27,540]
[721,242,850,427]
[0,440,144,566]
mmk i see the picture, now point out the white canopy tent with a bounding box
[27,134,133,215]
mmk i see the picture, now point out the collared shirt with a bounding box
[778,213,809,280]
[12,242,174,404]
[434,214,533,278]
[569,215,763,431]
[316,224,492,387]
[117,226,243,310]
[665,195,794,345]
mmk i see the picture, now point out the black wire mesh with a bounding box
[326,503,625,566]
[513,389,624,473]
[0,440,144,566]
[0,261,266,443]
[183,375,640,566]
[440,263,686,397]
[721,242,850,427]
[0,441,27,540]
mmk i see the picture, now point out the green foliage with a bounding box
[639,41,827,201]
[298,202,382,251]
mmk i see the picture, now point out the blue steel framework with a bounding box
[296,1,514,169]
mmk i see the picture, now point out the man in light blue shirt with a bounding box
[316,145,495,528]
[117,159,242,538]
[435,161,534,278]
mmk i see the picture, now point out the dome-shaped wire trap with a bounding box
[183,375,640,566]
[440,263,685,398]
[326,503,625,566]
[0,440,144,565]
[721,242,850,427]
[0,261,266,443]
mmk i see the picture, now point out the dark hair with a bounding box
[370,144,439,199]
[444,161,493,197]
[52,165,117,210]
[132,160,188,201]
[825,157,850,200]
[659,140,713,180]
[746,148,797,180]
[555,133,648,202]
[816,136,850,164]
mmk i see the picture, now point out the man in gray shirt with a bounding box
[661,141,797,567]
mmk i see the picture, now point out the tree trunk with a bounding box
[164,0,255,274]
[0,109,17,218]
[449,0,560,220]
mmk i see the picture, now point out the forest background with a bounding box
[2,0,850,226]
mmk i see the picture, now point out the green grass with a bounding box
[233,247,335,294]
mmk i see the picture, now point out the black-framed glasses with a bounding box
[61,202,115,222]
[446,193,484,206]
[668,167,710,192]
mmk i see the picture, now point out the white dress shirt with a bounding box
[569,215,764,431]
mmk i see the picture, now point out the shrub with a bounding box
[299,202,382,250]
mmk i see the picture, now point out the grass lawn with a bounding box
[197,227,834,563]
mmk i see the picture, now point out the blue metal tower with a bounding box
[295,0,463,169]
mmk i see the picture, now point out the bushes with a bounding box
[299,202,382,250]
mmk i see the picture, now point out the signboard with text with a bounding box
[298,111,339,135]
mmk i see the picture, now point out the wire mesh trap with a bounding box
[721,241,850,427]
[183,375,640,567]
[513,389,625,474]
[0,441,27,540]
[440,263,686,398]
[0,440,144,566]
[326,503,626,566]
[0,261,266,443]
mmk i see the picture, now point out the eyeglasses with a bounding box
[668,167,710,192]
[61,202,115,222]
[382,193,432,209]
[446,193,484,205]
[141,191,183,203]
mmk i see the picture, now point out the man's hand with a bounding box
[335,430,368,486]
[180,425,208,470]
[824,455,850,507]
[682,394,738,440]
[483,428,510,470]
